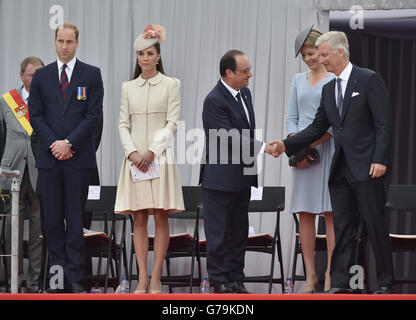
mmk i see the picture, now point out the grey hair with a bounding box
[316,31,350,60]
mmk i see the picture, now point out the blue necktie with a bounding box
[336,78,343,116]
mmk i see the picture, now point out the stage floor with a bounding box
[1,293,416,300]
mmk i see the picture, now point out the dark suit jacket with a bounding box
[284,64,392,182]
[28,59,104,170]
[199,80,262,192]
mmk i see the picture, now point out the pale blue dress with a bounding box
[286,72,335,214]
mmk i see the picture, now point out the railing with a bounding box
[0,168,20,293]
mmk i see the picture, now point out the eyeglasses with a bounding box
[234,67,252,75]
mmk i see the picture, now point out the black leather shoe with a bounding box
[46,287,66,294]
[229,281,250,294]
[321,287,355,294]
[373,286,392,294]
[69,281,88,294]
[213,282,234,294]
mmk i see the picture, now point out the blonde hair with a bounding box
[304,29,322,47]
[55,22,79,40]
[316,31,350,60]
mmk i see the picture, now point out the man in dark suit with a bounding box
[28,22,103,293]
[199,50,278,293]
[0,57,44,293]
[277,31,394,294]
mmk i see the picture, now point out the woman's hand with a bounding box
[137,150,155,172]
[128,151,143,168]
[296,154,314,169]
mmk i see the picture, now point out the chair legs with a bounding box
[0,218,9,291]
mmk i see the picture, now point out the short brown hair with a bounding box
[20,57,44,74]
[55,22,79,40]
[220,50,245,77]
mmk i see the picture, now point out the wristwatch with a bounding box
[64,139,72,147]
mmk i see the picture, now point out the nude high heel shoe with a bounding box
[134,277,149,294]
[149,280,162,294]
[302,274,319,294]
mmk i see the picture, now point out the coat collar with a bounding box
[135,72,165,87]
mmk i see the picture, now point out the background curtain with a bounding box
[1,0,415,293]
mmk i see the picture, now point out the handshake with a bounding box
[264,140,286,158]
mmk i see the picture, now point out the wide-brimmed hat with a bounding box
[133,24,166,52]
[294,25,314,58]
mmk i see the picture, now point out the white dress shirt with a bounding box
[221,78,266,154]
[21,86,29,104]
[57,56,77,82]
[221,78,251,126]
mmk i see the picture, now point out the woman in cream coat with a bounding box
[115,24,184,294]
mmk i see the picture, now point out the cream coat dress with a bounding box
[115,72,184,214]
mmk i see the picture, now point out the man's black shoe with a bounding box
[213,282,234,294]
[45,287,66,294]
[229,281,250,294]
[68,281,88,294]
[373,286,392,294]
[321,287,355,294]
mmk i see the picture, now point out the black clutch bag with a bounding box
[288,146,320,167]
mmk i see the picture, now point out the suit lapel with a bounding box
[327,79,340,122]
[52,62,65,109]
[340,65,359,122]
[241,90,255,128]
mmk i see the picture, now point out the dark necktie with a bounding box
[336,77,343,116]
[236,92,250,126]
[60,64,69,100]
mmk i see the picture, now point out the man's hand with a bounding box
[50,140,75,160]
[265,140,286,158]
[137,150,155,172]
[369,163,386,178]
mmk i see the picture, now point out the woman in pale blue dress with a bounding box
[286,28,335,293]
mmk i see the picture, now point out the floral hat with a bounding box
[133,24,166,52]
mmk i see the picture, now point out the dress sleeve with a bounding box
[148,78,181,157]
[286,75,299,135]
[118,81,138,158]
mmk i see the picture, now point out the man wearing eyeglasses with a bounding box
[199,50,279,294]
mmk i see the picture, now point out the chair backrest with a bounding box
[169,186,203,219]
[248,187,285,213]
[85,186,122,221]
[386,185,416,211]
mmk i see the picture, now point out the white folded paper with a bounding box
[87,185,101,200]
[129,158,160,182]
[250,186,263,200]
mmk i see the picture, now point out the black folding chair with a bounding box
[386,185,416,287]
[128,186,203,293]
[242,186,285,293]
[291,214,327,290]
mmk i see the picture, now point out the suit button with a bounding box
[340,127,343,130]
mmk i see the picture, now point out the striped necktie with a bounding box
[60,64,69,100]
[336,77,343,116]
